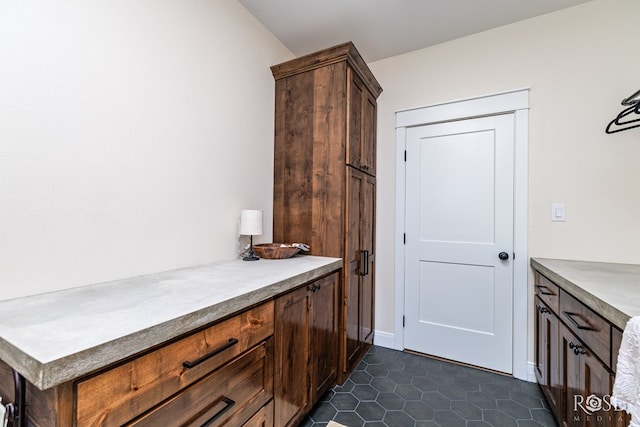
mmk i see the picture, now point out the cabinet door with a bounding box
[310,273,340,403]
[344,168,376,373]
[363,89,377,175]
[345,167,364,371]
[360,174,375,346]
[534,296,559,415]
[559,323,613,427]
[347,69,376,175]
[274,285,311,427]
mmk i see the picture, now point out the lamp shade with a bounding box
[239,209,263,236]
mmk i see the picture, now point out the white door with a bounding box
[404,114,515,374]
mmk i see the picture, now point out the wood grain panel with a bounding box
[535,272,560,314]
[310,273,340,403]
[0,360,74,427]
[311,63,347,258]
[361,174,376,346]
[271,42,382,98]
[274,285,310,427]
[243,400,274,427]
[274,71,315,247]
[560,289,611,369]
[76,302,274,426]
[125,340,272,427]
[346,69,364,172]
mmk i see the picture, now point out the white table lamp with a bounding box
[239,209,263,261]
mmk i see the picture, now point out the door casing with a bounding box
[394,89,530,381]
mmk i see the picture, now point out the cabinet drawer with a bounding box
[126,339,273,427]
[534,273,559,314]
[559,289,611,368]
[76,301,274,426]
[243,401,274,427]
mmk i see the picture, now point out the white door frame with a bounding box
[394,89,530,381]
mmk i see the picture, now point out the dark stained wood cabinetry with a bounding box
[559,321,614,427]
[0,259,342,427]
[345,168,375,370]
[274,272,340,427]
[533,271,630,426]
[534,295,559,415]
[0,302,276,427]
[271,42,382,381]
[347,69,378,175]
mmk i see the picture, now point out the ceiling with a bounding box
[239,0,593,62]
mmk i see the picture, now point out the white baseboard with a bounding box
[374,329,538,383]
[373,330,396,349]
[526,361,537,383]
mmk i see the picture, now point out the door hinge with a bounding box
[403,315,405,327]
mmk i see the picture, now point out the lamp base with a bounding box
[243,235,260,261]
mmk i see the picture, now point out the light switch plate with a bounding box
[551,203,566,222]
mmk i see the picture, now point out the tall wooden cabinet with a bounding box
[271,42,382,379]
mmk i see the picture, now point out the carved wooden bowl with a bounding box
[253,243,301,259]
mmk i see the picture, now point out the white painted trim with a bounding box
[527,361,537,383]
[512,107,529,381]
[394,89,530,380]
[394,127,407,351]
[374,330,396,350]
[396,88,530,127]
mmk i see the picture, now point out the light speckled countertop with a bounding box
[531,258,640,330]
[0,255,341,390]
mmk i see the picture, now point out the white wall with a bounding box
[370,0,640,341]
[0,0,293,300]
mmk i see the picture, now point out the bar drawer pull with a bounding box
[535,285,555,296]
[183,338,239,369]
[563,311,596,331]
[201,397,235,427]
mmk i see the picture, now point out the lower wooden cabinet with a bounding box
[274,272,340,427]
[533,271,630,427]
[559,322,616,427]
[534,295,559,415]
[0,302,276,427]
[0,271,343,427]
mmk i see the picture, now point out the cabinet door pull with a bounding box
[535,285,555,296]
[359,251,366,276]
[183,338,239,369]
[537,305,550,314]
[569,341,587,356]
[200,397,236,427]
[364,250,369,276]
[563,311,596,331]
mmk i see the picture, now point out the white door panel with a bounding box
[405,114,514,374]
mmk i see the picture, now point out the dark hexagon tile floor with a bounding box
[301,346,558,427]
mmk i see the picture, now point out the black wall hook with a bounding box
[606,89,640,134]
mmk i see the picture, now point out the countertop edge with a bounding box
[530,257,631,330]
[5,258,342,390]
